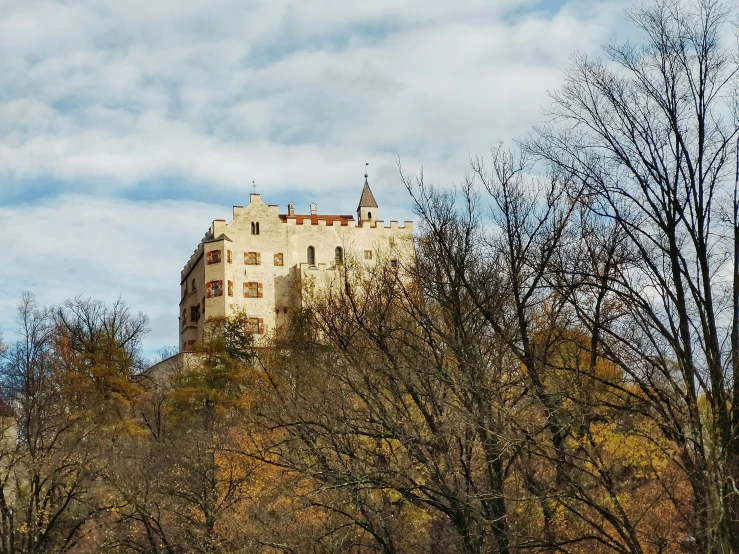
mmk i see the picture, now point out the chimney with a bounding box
[288,202,295,216]
[310,202,317,216]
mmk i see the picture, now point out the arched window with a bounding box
[256,222,260,234]
[307,246,315,265]
[335,246,343,264]
[367,211,372,219]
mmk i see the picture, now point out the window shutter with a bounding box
[207,251,212,264]
[227,250,232,263]
[258,283,263,298]
[206,282,212,298]
[258,318,264,334]
[228,280,233,297]
[243,282,248,297]
[217,280,223,296]
[256,253,261,265]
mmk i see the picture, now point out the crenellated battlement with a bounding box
[281,217,412,232]
[181,229,210,282]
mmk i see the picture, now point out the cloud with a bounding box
[0,195,221,355]
[0,0,634,201]
[0,0,643,355]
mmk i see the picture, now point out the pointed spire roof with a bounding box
[357,178,378,210]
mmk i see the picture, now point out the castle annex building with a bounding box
[179,178,413,351]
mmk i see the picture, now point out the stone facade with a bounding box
[178,180,413,351]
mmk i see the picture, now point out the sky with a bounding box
[0,0,638,358]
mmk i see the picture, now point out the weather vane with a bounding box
[252,179,256,194]
[365,161,369,179]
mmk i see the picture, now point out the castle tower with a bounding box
[357,174,378,226]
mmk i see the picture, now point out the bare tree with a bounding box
[0,293,96,554]
[248,236,534,554]
[527,0,739,550]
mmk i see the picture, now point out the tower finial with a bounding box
[252,179,257,194]
[364,161,369,182]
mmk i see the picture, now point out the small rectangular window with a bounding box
[207,250,222,265]
[391,259,398,270]
[245,282,261,298]
[364,250,373,260]
[182,309,186,328]
[227,250,232,263]
[190,306,198,322]
[274,253,284,266]
[245,252,261,265]
[227,280,233,297]
[246,318,264,334]
[206,280,223,298]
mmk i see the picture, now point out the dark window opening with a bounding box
[206,250,222,264]
[206,280,223,298]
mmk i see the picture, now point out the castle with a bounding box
[178,177,413,351]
